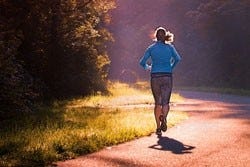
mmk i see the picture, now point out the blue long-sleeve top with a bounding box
[139,41,181,73]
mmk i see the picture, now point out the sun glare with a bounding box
[149,29,156,40]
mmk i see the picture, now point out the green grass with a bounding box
[0,82,187,166]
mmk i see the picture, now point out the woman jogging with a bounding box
[139,26,181,136]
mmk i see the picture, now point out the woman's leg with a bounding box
[160,76,172,132]
[151,76,162,135]
[162,104,170,120]
[160,104,169,132]
[154,105,162,129]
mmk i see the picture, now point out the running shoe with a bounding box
[156,128,162,136]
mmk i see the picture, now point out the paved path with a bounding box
[55,91,250,167]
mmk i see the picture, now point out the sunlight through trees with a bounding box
[0,0,115,114]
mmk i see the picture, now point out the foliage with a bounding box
[0,1,35,114]
[0,0,116,114]
[183,0,250,88]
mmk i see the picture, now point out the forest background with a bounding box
[1,0,249,115]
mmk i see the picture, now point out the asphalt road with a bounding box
[55,91,250,167]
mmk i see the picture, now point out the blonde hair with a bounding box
[154,27,174,43]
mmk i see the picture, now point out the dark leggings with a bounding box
[151,73,173,105]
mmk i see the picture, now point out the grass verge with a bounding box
[0,82,187,166]
[176,86,250,96]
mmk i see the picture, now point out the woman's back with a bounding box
[149,42,173,73]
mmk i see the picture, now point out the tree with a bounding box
[0,0,35,115]
[0,0,116,115]
[185,0,250,88]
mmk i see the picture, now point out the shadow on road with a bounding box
[149,136,195,154]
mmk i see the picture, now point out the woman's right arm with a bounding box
[139,47,152,71]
